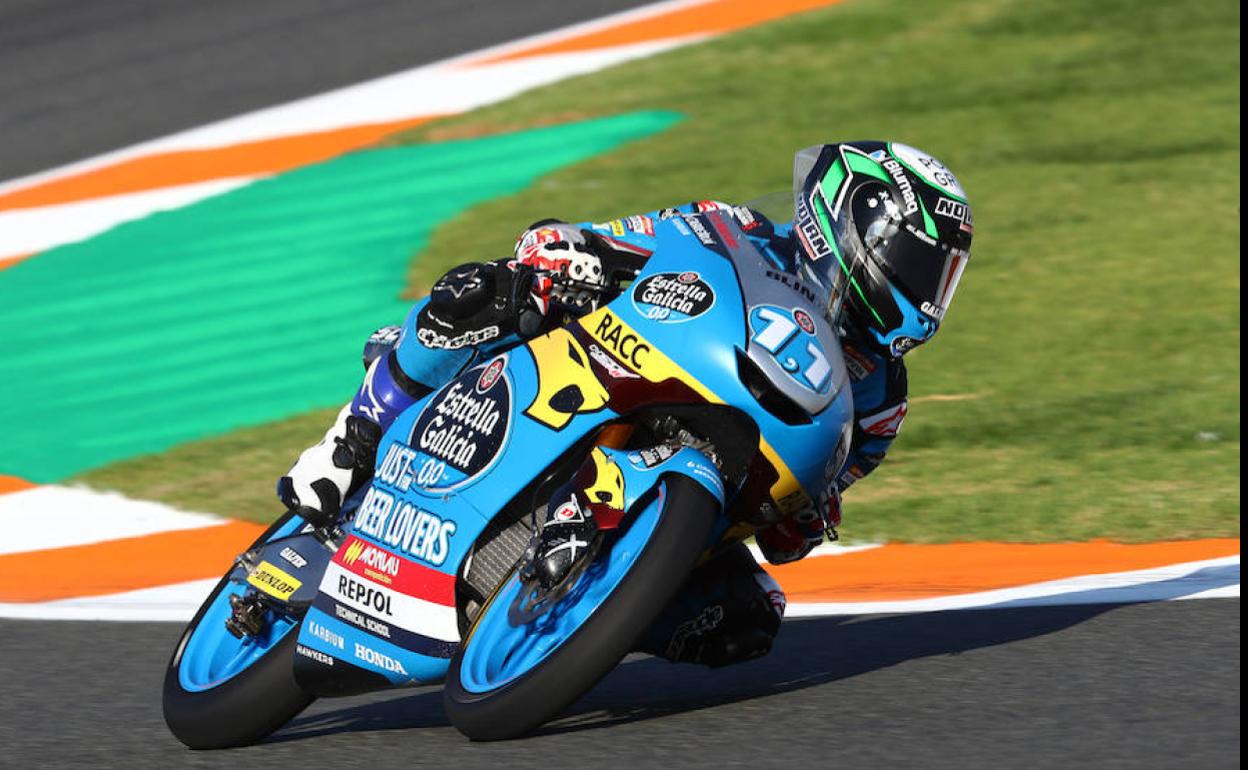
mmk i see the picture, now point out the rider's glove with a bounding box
[417,261,547,350]
[514,221,609,315]
[755,487,841,565]
[756,519,819,565]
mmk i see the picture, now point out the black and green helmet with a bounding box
[791,141,973,357]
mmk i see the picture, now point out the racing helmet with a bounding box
[791,141,973,357]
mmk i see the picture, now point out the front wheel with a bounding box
[444,475,719,740]
[162,512,315,749]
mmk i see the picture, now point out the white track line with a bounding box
[0,0,717,196]
[0,39,693,259]
[0,486,226,556]
[784,555,1240,618]
[1,555,1235,623]
[0,179,254,257]
[747,542,883,562]
[0,579,219,622]
[0,0,726,260]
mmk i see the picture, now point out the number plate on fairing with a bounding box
[692,211,847,415]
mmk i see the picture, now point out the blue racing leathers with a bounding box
[279,199,908,667]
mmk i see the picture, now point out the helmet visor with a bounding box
[870,227,969,320]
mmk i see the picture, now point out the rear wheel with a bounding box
[162,512,315,749]
[444,475,718,740]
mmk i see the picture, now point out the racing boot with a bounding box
[278,318,438,527]
[526,447,629,589]
[637,543,786,667]
[277,404,382,528]
[527,487,599,590]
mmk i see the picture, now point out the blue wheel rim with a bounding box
[458,482,668,694]
[177,516,305,693]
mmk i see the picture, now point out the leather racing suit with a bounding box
[279,200,909,667]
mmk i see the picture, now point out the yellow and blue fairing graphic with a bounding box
[294,213,852,690]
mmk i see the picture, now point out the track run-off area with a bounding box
[0,1,1238,766]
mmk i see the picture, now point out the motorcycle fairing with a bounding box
[295,214,851,692]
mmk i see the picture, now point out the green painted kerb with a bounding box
[0,111,682,482]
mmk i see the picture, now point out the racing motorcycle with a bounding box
[162,208,854,747]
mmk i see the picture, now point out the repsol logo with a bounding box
[591,311,651,369]
[337,574,393,616]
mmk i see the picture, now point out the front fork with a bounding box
[516,419,731,602]
[224,485,372,639]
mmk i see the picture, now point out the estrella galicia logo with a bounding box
[748,304,834,393]
[631,271,716,323]
[407,355,511,492]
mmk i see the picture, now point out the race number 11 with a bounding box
[750,306,831,392]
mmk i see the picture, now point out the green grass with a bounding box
[79,0,1240,542]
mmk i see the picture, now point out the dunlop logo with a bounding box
[246,560,301,601]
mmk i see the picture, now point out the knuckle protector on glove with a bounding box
[428,263,496,320]
[417,263,515,350]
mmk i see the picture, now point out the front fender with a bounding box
[611,445,726,510]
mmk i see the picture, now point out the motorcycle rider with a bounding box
[278,141,973,667]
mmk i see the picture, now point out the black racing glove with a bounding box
[416,261,546,350]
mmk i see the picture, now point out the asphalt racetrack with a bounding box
[0,0,656,180]
[1,601,1239,767]
[0,1,1239,767]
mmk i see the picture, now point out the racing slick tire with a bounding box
[444,474,719,740]
[162,512,315,749]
